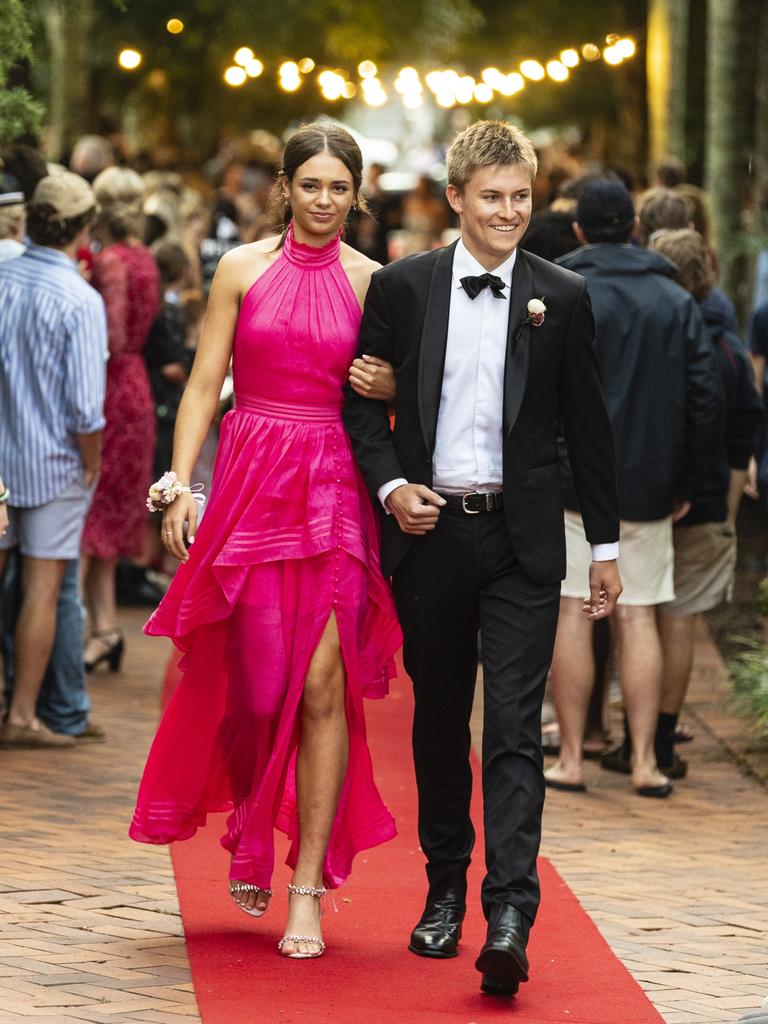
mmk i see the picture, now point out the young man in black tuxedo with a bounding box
[343,121,622,997]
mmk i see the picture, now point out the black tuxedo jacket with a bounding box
[343,242,620,584]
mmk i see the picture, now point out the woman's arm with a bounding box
[161,251,246,561]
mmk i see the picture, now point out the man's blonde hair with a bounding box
[0,202,25,239]
[447,120,538,190]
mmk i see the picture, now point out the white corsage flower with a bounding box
[526,298,546,327]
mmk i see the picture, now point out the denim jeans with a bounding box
[2,554,90,734]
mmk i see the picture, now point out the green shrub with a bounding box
[729,638,768,737]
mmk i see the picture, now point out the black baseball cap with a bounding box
[576,179,635,234]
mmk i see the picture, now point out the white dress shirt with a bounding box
[378,239,618,562]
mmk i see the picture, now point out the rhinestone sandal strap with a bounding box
[286,884,326,898]
[278,935,326,950]
[229,882,273,896]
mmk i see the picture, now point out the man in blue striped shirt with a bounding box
[0,171,107,748]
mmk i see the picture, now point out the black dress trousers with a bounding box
[392,505,560,924]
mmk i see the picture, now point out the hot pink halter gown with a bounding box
[129,226,402,889]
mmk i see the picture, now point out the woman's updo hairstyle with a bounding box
[92,166,146,241]
[269,121,368,234]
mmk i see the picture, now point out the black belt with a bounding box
[436,491,504,514]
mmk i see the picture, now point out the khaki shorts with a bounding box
[561,510,675,606]
[661,521,737,616]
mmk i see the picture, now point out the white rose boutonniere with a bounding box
[526,298,546,327]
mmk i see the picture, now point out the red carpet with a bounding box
[162,656,664,1024]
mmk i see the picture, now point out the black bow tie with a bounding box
[460,273,507,300]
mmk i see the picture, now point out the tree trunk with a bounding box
[40,0,94,160]
[705,0,743,306]
[753,5,768,235]
[646,0,690,173]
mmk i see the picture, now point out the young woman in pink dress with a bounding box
[130,124,402,959]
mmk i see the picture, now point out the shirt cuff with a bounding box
[378,478,409,512]
[591,542,619,561]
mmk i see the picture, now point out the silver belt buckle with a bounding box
[461,492,481,514]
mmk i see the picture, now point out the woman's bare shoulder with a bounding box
[216,238,282,297]
[340,242,381,277]
[220,236,282,267]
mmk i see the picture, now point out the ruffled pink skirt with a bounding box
[129,397,402,888]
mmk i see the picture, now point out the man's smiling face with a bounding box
[446,163,533,270]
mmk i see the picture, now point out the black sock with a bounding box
[655,712,678,766]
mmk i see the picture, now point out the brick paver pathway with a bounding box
[1,612,766,1023]
[0,609,198,1023]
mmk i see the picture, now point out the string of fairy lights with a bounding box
[117,25,637,109]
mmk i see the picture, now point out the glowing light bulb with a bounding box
[546,60,568,82]
[481,67,504,89]
[497,72,524,96]
[298,58,315,73]
[581,43,601,61]
[560,48,579,67]
[520,60,545,81]
[605,33,620,45]
[615,37,636,59]
[436,91,456,109]
[358,60,377,79]
[603,45,622,65]
[362,77,388,106]
[166,18,184,34]
[224,66,247,86]
[474,83,493,103]
[245,59,264,78]
[234,47,254,67]
[279,61,299,77]
[118,49,142,70]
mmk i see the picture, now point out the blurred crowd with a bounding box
[1,128,767,790]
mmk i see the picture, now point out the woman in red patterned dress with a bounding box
[81,168,159,671]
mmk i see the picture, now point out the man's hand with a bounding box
[82,460,101,489]
[348,354,396,402]
[582,559,623,620]
[386,484,446,535]
[672,499,691,522]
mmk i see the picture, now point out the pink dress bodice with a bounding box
[233,228,361,411]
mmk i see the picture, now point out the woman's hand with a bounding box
[348,354,396,402]
[162,492,199,562]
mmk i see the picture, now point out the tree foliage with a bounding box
[0,0,45,142]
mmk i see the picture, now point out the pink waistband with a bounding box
[234,394,342,423]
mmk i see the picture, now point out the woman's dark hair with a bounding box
[26,203,96,247]
[269,122,367,235]
[152,240,189,286]
[521,211,579,262]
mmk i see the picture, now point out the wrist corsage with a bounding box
[147,471,206,513]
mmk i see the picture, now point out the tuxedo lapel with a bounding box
[503,249,535,440]
[417,241,457,454]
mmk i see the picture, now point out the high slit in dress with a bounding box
[129,226,402,889]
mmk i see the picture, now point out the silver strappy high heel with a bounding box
[278,884,327,958]
[229,881,273,918]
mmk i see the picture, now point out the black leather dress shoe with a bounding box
[408,878,466,959]
[475,904,530,996]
